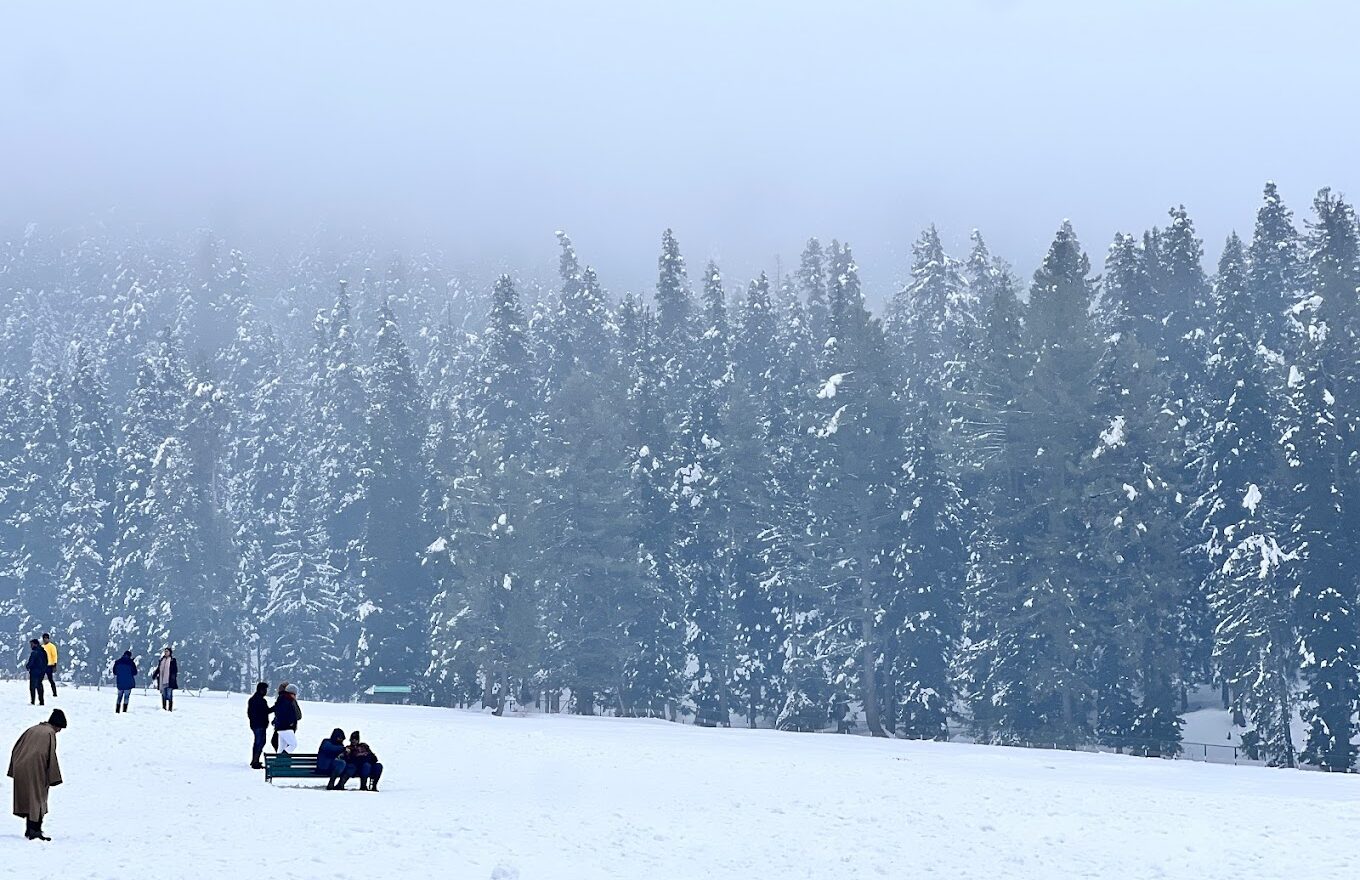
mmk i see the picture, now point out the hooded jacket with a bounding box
[112,654,137,690]
[272,693,301,731]
[25,646,46,677]
[316,729,347,774]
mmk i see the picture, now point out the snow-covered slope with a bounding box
[1,681,1354,880]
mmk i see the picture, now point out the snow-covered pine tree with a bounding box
[12,374,64,645]
[1290,188,1360,771]
[806,242,901,737]
[1087,239,1190,754]
[428,276,543,713]
[887,401,965,739]
[1248,183,1303,354]
[261,470,346,699]
[655,229,692,341]
[973,222,1101,745]
[726,272,785,726]
[536,236,636,714]
[798,238,830,348]
[360,304,431,690]
[55,343,117,681]
[306,282,370,670]
[678,261,736,726]
[618,296,685,718]
[107,341,189,672]
[1193,232,1298,767]
[0,377,27,644]
[957,231,1028,741]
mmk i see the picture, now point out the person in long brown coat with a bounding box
[7,709,65,841]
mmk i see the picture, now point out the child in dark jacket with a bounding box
[344,731,383,792]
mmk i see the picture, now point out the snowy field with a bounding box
[1,681,1356,880]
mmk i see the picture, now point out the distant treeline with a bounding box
[0,182,1355,769]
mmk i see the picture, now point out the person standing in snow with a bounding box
[8,709,66,841]
[247,681,273,769]
[344,730,382,792]
[315,728,351,790]
[112,651,138,713]
[151,647,178,711]
[271,682,302,753]
[40,634,58,697]
[24,640,47,707]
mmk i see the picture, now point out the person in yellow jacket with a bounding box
[39,634,57,698]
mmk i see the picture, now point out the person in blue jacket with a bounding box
[111,651,138,713]
[315,728,350,790]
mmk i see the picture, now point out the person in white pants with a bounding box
[272,682,302,753]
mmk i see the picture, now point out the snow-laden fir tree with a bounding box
[55,343,117,681]
[359,304,430,690]
[1289,188,1360,771]
[1192,232,1298,767]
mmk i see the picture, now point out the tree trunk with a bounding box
[1220,680,1230,711]
[1277,670,1296,768]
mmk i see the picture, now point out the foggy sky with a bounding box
[3,0,1357,298]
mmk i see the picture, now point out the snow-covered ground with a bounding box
[1,680,1355,880]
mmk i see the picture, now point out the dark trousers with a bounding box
[44,665,56,695]
[251,726,266,764]
[347,761,382,783]
[28,675,44,705]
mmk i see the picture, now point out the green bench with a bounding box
[263,752,328,784]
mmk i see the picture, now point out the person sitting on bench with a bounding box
[316,728,350,790]
[344,730,383,792]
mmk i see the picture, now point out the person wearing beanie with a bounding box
[111,651,138,713]
[7,709,65,841]
[271,682,302,754]
[24,640,47,707]
[315,728,351,790]
[344,731,383,792]
[151,647,178,711]
[246,682,273,769]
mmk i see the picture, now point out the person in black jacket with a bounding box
[271,682,302,753]
[23,640,46,707]
[344,731,383,792]
[246,682,273,769]
[316,728,350,790]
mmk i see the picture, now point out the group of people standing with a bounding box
[245,682,382,791]
[247,680,302,764]
[9,651,388,842]
[23,635,58,706]
[20,637,180,713]
[109,647,180,712]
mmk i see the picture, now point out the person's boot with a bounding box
[167,699,173,712]
[358,778,368,791]
[337,773,350,791]
[369,779,378,792]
